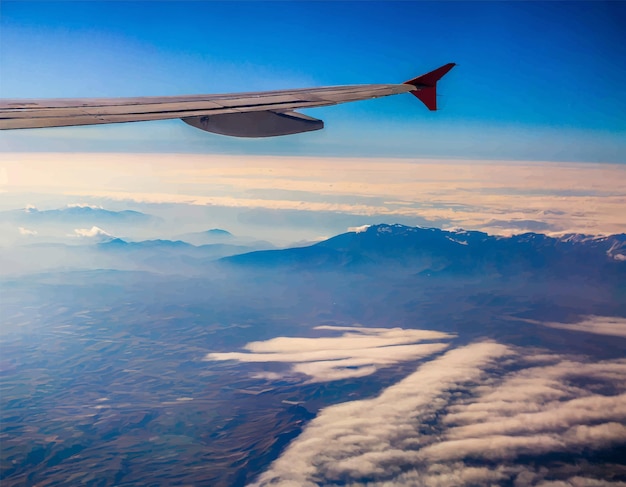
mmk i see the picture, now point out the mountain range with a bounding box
[222,224,626,278]
[5,224,625,283]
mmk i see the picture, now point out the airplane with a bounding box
[0,63,454,138]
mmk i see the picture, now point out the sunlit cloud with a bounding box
[249,343,626,487]
[18,226,37,236]
[205,325,454,383]
[348,224,371,233]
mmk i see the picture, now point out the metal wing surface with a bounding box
[0,63,455,138]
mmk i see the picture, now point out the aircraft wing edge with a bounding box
[0,64,455,135]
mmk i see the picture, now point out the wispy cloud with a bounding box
[205,325,453,383]
[66,203,104,209]
[72,226,111,238]
[541,316,626,339]
[249,342,626,487]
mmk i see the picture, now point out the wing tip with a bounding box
[404,63,456,111]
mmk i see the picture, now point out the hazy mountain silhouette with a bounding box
[175,227,275,249]
[1,205,159,225]
[222,224,626,280]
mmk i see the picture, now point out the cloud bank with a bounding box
[249,342,626,487]
[205,325,453,383]
[4,153,626,236]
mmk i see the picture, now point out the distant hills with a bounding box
[1,205,159,225]
[205,228,233,237]
[1,236,265,275]
[176,228,234,241]
[98,237,252,258]
[175,227,275,249]
[4,224,625,286]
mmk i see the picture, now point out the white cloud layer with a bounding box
[248,342,626,487]
[205,325,454,383]
[4,153,626,236]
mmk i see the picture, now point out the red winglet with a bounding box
[403,63,456,111]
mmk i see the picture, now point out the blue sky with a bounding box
[1,1,625,162]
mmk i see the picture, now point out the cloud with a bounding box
[248,343,626,487]
[537,478,626,487]
[482,218,555,233]
[205,325,454,383]
[248,342,511,486]
[348,224,371,233]
[18,226,37,236]
[542,316,626,339]
[72,226,112,238]
[66,203,104,209]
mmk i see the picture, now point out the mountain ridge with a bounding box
[220,224,626,278]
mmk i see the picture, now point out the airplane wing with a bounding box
[0,63,455,138]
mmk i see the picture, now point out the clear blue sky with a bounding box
[1,1,625,162]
